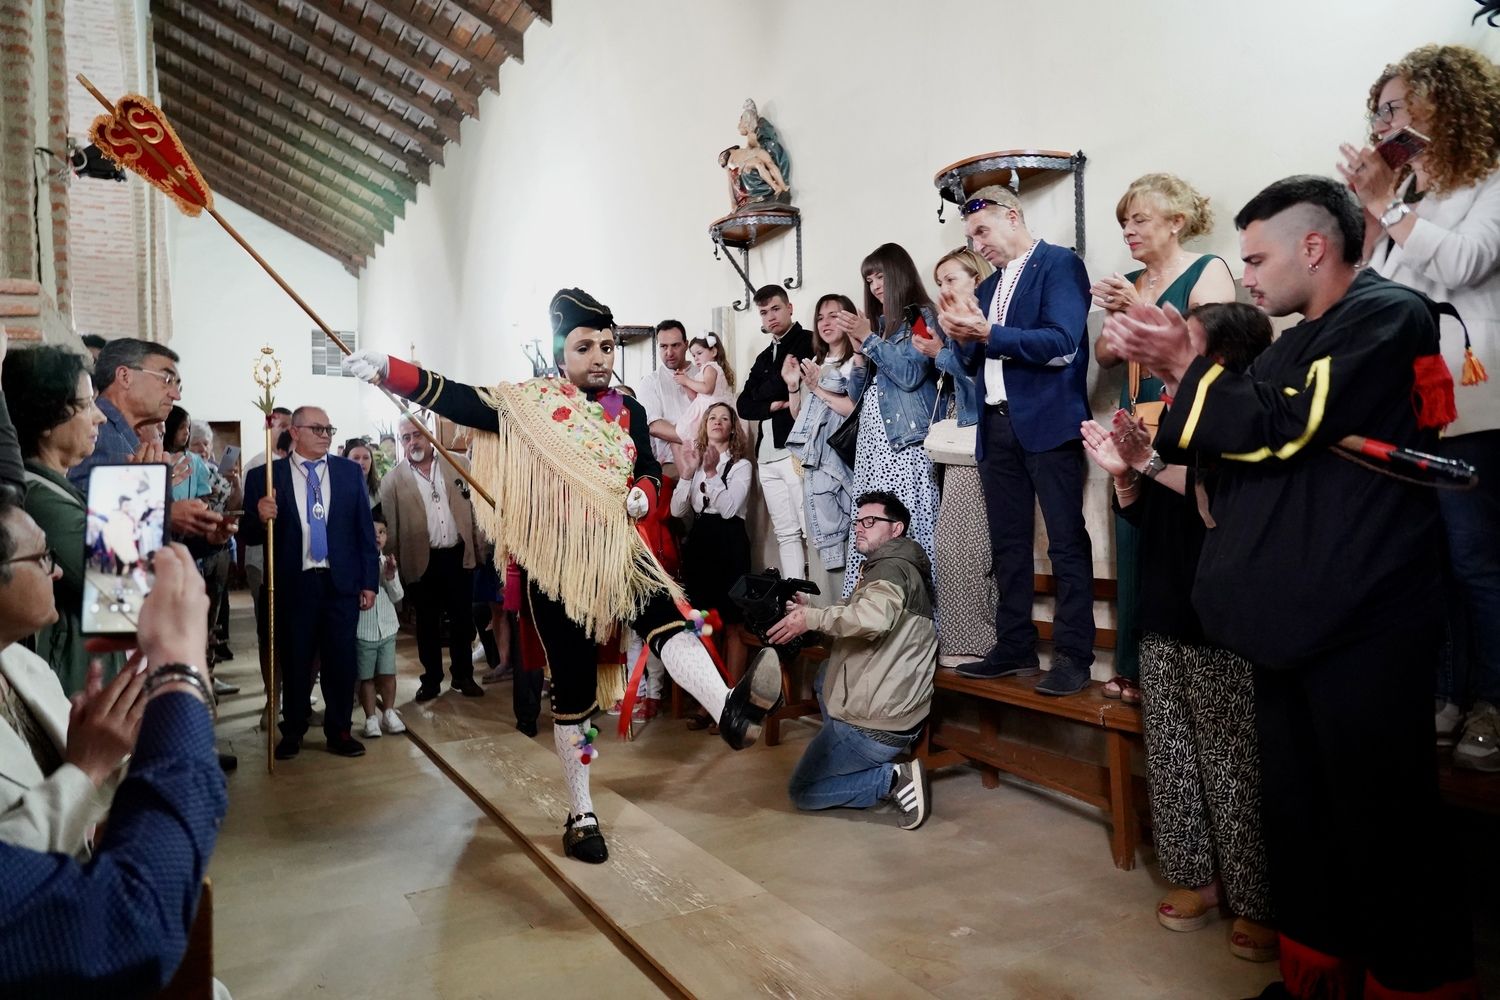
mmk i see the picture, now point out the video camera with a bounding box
[728,568,821,655]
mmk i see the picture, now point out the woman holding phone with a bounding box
[1340,44,1500,764]
[0,345,122,694]
[838,243,942,598]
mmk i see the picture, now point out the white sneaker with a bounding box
[1436,699,1463,747]
[1455,701,1500,772]
[889,759,929,831]
[382,708,406,735]
[362,714,382,739]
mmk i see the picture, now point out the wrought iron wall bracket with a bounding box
[933,150,1087,255]
[708,207,803,312]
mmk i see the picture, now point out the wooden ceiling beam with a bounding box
[442,1,524,62]
[154,3,452,157]
[201,163,368,269]
[171,105,400,231]
[155,35,431,184]
[159,77,407,214]
[176,122,388,246]
[310,0,494,103]
[227,0,477,120]
[516,0,550,24]
[363,0,501,72]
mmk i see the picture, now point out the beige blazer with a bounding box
[379,455,480,582]
[0,644,113,858]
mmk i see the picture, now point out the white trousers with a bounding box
[760,457,807,579]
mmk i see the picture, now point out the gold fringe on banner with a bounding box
[468,378,682,642]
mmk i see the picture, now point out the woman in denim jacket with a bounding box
[785,294,858,573]
[836,243,942,600]
[915,248,997,659]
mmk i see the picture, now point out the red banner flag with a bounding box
[89,94,213,217]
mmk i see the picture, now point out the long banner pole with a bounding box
[254,348,281,774]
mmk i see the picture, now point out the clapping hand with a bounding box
[1090,273,1141,313]
[780,352,801,389]
[1100,302,1195,389]
[65,660,147,788]
[1111,408,1155,470]
[1080,419,1130,478]
[798,358,820,386]
[936,288,989,343]
[702,444,721,477]
[1337,142,1398,217]
[834,310,873,347]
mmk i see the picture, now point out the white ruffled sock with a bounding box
[552,722,594,821]
[657,632,728,721]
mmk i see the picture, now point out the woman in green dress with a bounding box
[1091,173,1236,702]
[1,346,121,695]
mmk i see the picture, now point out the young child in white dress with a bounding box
[672,334,738,464]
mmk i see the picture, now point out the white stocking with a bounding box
[657,632,728,721]
[552,723,594,821]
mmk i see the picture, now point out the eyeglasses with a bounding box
[129,366,183,390]
[960,197,1001,217]
[853,515,899,530]
[1368,100,1407,125]
[3,549,56,574]
[296,424,338,438]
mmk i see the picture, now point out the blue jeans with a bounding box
[1436,430,1500,706]
[787,676,914,810]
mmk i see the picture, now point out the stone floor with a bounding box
[206,597,1496,999]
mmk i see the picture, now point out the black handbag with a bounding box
[827,394,862,467]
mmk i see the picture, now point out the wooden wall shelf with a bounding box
[708,205,803,311]
[933,149,1088,254]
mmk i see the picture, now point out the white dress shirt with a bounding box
[983,240,1041,406]
[288,450,331,570]
[410,460,458,548]
[670,452,752,519]
[636,364,694,465]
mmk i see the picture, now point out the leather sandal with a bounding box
[1157,888,1215,932]
[1229,918,1279,962]
[1103,676,1142,705]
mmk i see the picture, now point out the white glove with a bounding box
[626,486,649,520]
[342,350,389,384]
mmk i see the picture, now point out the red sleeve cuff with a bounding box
[386,356,420,397]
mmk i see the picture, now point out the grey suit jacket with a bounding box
[379,455,480,582]
[0,645,115,858]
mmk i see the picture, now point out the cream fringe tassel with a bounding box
[468,393,682,643]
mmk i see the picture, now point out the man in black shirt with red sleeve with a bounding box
[1108,176,1475,1000]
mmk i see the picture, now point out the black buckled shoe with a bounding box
[718,648,784,751]
[563,812,608,864]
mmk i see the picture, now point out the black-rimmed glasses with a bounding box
[960,197,1001,217]
[853,515,899,530]
[296,424,338,437]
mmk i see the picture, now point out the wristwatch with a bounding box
[1141,451,1167,480]
[1380,200,1412,229]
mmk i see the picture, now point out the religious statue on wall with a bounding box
[719,99,792,210]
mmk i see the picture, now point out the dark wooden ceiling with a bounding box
[150,0,551,271]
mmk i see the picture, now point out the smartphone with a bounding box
[218,444,241,474]
[904,302,933,338]
[1376,126,1430,171]
[83,463,171,636]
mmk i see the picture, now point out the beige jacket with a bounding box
[379,455,479,581]
[803,536,938,732]
[0,644,114,858]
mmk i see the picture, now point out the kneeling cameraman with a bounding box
[765,491,938,830]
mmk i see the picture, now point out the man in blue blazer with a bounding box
[940,186,1096,696]
[242,405,379,758]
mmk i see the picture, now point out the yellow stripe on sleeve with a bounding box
[1224,356,1332,463]
[1176,363,1225,450]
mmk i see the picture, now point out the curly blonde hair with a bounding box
[1369,45,1500,196]
[694,402,747,461]
[1114,173,1214,241]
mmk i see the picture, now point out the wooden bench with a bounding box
[918,669,1147,870]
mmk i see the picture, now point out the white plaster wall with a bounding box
[357,0,1498,401]
[166,195,361,460]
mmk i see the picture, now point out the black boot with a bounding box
[563,812,608,864]
[717,648,784,751]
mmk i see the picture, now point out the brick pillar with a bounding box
[44,0,68,319]
[0,0,36,281]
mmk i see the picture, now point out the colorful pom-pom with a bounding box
[586,727,599,741]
